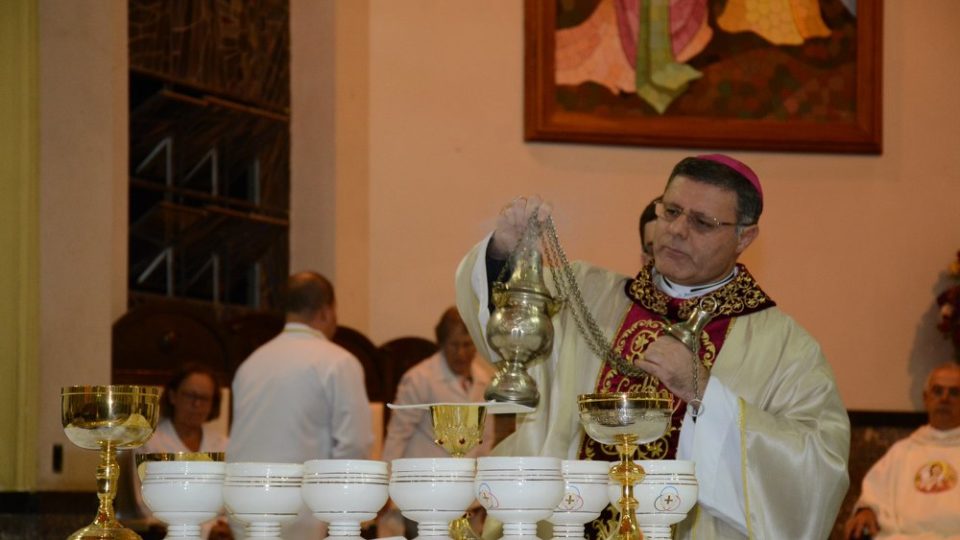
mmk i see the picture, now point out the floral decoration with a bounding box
[936,250,960,360]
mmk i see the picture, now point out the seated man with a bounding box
[845,362,960,539]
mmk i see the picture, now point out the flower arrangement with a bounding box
[936,250,960,360]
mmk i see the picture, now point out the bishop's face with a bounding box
[652,176,757,286]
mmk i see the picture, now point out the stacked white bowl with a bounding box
[548,460,611,539]
[388,457,476,540]
[140,460,226,540]
[607,459,698,540]
[475,456,565,540]
[223,462,304,539]
[301,459,389,540]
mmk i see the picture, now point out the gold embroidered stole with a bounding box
[576,263,776,462]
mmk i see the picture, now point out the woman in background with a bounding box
[134,363,232,540]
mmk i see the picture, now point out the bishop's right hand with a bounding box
[489,196,552,260]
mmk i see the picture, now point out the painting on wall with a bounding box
[524,0,882,153]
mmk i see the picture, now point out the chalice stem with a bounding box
[617,485,643,540]
[93,443,122,527]
[612,441,644,540]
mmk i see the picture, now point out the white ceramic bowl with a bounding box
[389,457,476,534]
[141,460,226,535]
[223,462,304,530]
[475,456,564,533]
[301,459,389,537]
[549,459,611,536]
[607,459,698,538]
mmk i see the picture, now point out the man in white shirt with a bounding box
[228,271,373,539]
[845,362,960,539]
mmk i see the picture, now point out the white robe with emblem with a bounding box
[856,425,960,539]
[455,236,850,540]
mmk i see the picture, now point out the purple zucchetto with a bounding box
[697,154,763,201]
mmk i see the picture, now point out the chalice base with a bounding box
[549,523,586,539]
[244,522,282,538]
[417,520,455,540]
[67,521,142,540]
[638,525,672,540]
[502,521,537,540]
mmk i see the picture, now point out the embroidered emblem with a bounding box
[476,482,500,508]
[653,486,682,512]
[558,486,585,511]
[914,460,957,493]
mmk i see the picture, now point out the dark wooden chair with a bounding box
[112,299,231,386]
[378,336,438,425]
[332,325,387,403]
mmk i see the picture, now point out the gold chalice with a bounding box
[430,404,487,540]
[578,392,672,540]
[430,404,487,458]
[61,385,161,540]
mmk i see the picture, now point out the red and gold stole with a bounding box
[577,263,776,462]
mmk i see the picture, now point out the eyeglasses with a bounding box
[928,385,960,399]
[177,390,213,404]
[654,201,744,234]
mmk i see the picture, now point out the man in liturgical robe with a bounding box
[845,362,960,539]
[455,155,850,539]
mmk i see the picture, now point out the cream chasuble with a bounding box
[456,237,850,540]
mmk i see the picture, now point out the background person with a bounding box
[227,271,373,540]
[639,197,658,264]
[133,363,232,540]
[381,306,494,461]
[844,362,960,539]
[379,307,494,539]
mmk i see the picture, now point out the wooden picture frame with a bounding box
[524,0,882,153]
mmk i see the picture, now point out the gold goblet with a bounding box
[61,385,161,540]
[577,392,672,540]
[430,404,487,540]
[430,404,487,458]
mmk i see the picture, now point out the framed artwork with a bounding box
[524,0,882,153]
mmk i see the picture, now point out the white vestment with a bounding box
[382,351,495,462]
[856,425,960,539]
[455,237,850,540]
[228,322,374,540]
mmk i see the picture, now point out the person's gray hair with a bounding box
[925,361,960,391]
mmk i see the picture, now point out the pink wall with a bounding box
[292,0,960,411]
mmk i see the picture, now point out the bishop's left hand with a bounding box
[636,334,709,404]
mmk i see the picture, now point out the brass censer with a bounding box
[484,220,561,408]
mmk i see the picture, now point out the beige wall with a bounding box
[346,0,957,410]
[20,0,960,491]
[35,0,128,489]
